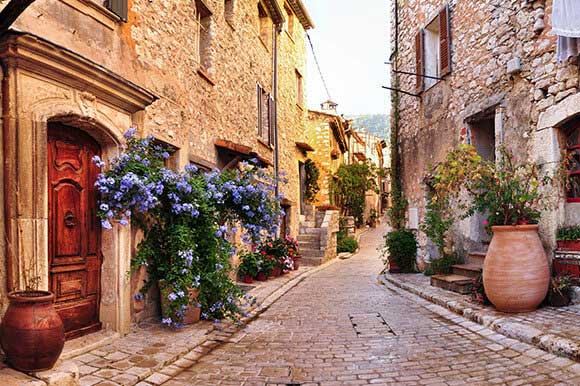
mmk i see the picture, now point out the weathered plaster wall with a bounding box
[393,0,580,264]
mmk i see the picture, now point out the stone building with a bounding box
[390,0,580,267]
[0,0,313,340]
[304,101,350,207]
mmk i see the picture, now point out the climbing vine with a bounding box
[304,159,320,203]
[388,68,408,230]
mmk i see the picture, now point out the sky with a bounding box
[303,0,391,116]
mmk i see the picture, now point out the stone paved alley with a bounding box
[161,226,580,386]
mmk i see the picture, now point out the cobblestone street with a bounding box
[160,226,580,386]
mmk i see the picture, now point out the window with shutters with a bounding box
[416,4,451,92]
[224,0,234,25]
[257,84,273,146]
[195,0,213,72]
[564,120,580,202]
[285,3,295,38]
[258,3,273,49]
[105,0,128,21]
[295,70,303,106]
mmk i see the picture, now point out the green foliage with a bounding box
[330,162,378,227]
[432,145,553,227]
[238,251,260,278]
[304,159,320,203]
[427,254,459,275]
[388,74,407,231]
[258,238,294,271]
[471,273,489,305]
[551,273,574,295]
[348,114,390,139]
[420,199,453,257]
[383,230,417,273]
[557,226,580,241]
[337,236,358,253]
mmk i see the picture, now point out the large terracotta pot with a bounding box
[0,291,65,372]
[483,225,549,313]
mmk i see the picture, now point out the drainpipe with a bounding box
[273,22,283,198]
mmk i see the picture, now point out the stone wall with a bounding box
[2,0,312,326]
[392,0,580,265]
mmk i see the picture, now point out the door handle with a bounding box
[64,211,76,228]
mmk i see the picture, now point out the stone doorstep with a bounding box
[430,274,473,295]
[381,274,580,362]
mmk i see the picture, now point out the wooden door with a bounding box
[299,162,306,214]
[48,123,102,339]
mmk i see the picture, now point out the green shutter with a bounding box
[107,0,128,21]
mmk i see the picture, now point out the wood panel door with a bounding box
[48,123,102,339]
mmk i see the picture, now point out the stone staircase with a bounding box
[430,250,486,294]
[297,205,339,265]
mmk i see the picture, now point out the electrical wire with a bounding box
[306,31,332,102]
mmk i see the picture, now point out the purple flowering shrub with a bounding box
[208,161,284,243]
[94,129,280,326]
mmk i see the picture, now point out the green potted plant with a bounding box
[283,236,302,270]
[368,208,378,228]
[432,145,553,312]
[382,229,417,273]
[238,251,260,283]
[556,225,580,251]
[548,274,573,307]
[256,253,275,281]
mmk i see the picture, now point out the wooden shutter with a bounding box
[106,0,128,21]
[439,4,451,76]
[257,84,263,137]
[415,29,424,92]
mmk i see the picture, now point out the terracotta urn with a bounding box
[0,291,65,372]
[483,225,549,313]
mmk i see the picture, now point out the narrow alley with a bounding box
[169,227,580,386]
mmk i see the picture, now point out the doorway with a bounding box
[48,123,103,339]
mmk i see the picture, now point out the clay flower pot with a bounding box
[483,225,549,313]
[256,272,268,281]
[159,283,201,325]
[0,291,65,372]
[557,240,580,251]
[293,257,301,270]
[271,266,282,277]
[242,275,254,284]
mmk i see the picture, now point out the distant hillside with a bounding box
[347,114,390,139]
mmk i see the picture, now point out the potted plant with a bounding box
[259,238,294,276]
[556,225,580,251]
[548,274,573,307]
[432,145,552,312]
[283,236,302,270]
[256,253,274,281]
[368,209,378,228]
[238,251,260,283]
[0,275,65,372]
[382,229,417,273]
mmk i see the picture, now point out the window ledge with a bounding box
[259,36,271,52]
[225,18,236,31]
[60,0,121,30]
[257,138,273,151]
[285,30,295,44]
[197,67,216,86]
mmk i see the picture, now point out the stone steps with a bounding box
[430,274,473,295]
[451,263,482,279]
[466,251,486,266]
[299,227,323,234]
[298,241,321,250]
[300,247,324,258]
[297,234,320,242]
[300,256,324,266]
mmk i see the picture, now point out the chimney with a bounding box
[320,100,338,113]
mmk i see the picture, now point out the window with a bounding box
[224,0,234,25]
[257,84,273,145]
[258,3,272,49]
[285,3,295,37]
[106,0,128,21]
[566,124,580,201]
[295,70,303,106]
[415,4,451,92]
[195,0,213,71]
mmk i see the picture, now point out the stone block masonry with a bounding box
[392,0,580,265]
